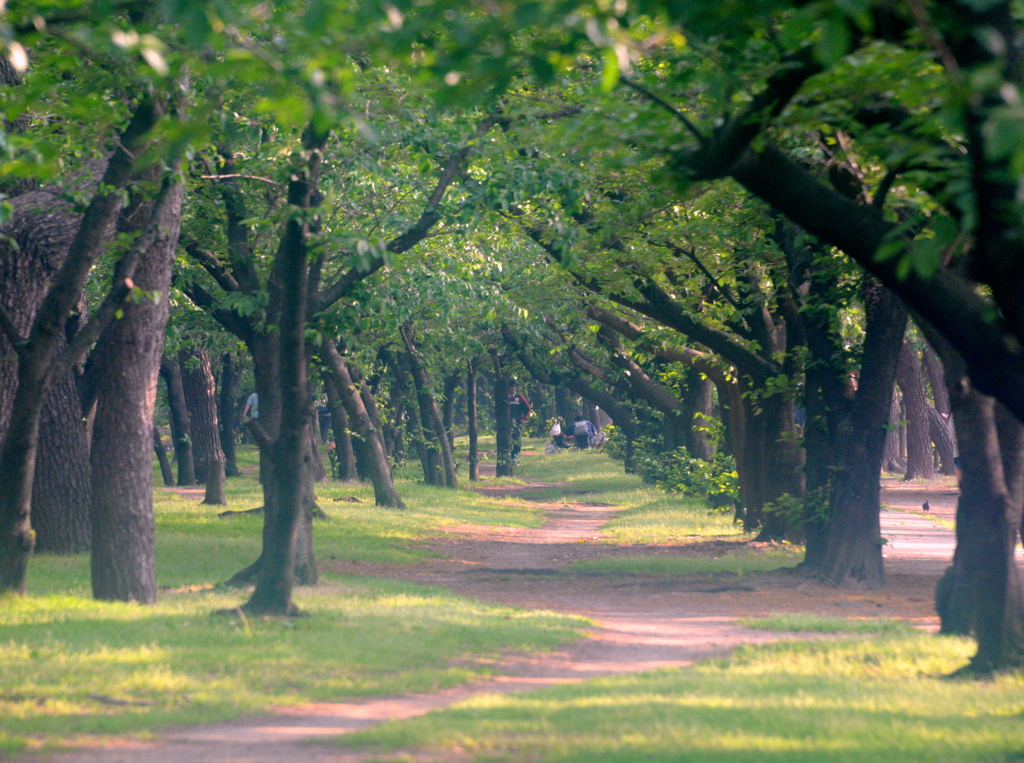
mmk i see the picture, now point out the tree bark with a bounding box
[938,384,1024,671]
[386,349,437,484]
[442,371,460,451]
[400,325,457,489]
[922,344,951,418]
[241,130,327,616]
[882,391,905,474]
[492,355,513,477]
[321,343,405,508]
[897,341,935,481]
[90,172,183,604]
[153,427,175,487]
[468,359,479,481]
[928,404,956,476]
[179,347,227,503]
[323,374,357,481]
[218,353,241,477]
[817,282,907,588]
[160,358,196,487]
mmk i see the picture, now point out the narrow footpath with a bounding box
[34,482,965,763]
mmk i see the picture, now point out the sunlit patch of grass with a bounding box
[0,582,587,752]
[741,613,918,634]
[569,546,801,578]
[338,633,1023,762]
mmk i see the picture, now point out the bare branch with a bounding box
[200,173,281,186]
[621,77,707,145]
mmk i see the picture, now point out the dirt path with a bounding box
[33,482,960,763]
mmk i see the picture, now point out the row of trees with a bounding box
[0,0,1022,672]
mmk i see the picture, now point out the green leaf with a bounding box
[815,15,851,66]
[600,48,620,93]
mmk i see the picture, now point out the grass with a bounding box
[3,441,604,755]
[0,583,586,755]
[568,545,802,578]
[8,440,996,761]
[338,633,1024,762]
[514,447,749,544]
[741,613,919,634]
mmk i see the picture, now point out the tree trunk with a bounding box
[308,419,328,483]
[31,366,92,553]
[241,135,327,617]
[159,358,196,487]
[0,101,158,594]
[883,390,905,473]
[922,344,951,418]
[179,347,227,503]
[321,343,405,508]
[400,325,457,489]
[324,374,357,481]
[554,386,574,426]
[937,384,1024,671]
[683,369,715,461]
[442,371,460,451]
[468,360,479,481]
[493,356,513,477]
[928,404,956,476]
[218,353,241,477]
[818,281,907,588]
[153,427,175,487]
[386,349,437,485]
[897,341,935,481]
[90,174,183,604]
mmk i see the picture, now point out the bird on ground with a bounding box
[922,500,931,512]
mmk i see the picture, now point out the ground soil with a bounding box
[31,472,967,763]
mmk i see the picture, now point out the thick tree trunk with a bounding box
[308,421,328,483]
[241,136,327,616]
[897,341,935,481]
[153,427,175,487]
[218,353,241,477]
[818,282,907,588]
[31,366,92,553]
[160,358,196,487]
[683,369,715,461]
[179,348,227,503]
[323,374,357,481]
[468,360,479,481]
[493,358,513,478]
[0,187,97,567]
[937,385,1024,671]
[321,343,405,508]
[90,175,183,603]
[0,102,157,593]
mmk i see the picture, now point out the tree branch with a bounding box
[728,141,1024,419]
[183,239,241,293]
[0,305,26,350]
[317,115,498,310]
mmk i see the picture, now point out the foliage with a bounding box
[629,439,740,509]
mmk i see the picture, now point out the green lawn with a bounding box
[338,634,1023,762]
[6,442,1012,762]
